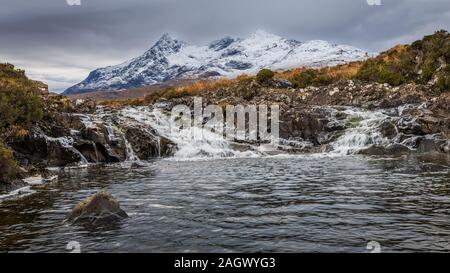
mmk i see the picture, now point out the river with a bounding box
[0,155,449,252]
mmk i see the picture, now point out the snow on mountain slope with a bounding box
[64,30,372,95]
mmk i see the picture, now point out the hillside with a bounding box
[0,63,45,187]
[109,30,448,106]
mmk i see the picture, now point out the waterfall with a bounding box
[121,107,262,159]
[104,122,139,162]
[330,108,390,155]
[156,136,161,158]
[120,106,393,159]
[44,135,89,165]
[123,136,139,162]
[92,141,99,163]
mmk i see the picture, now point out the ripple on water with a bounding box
[0,156,449,252]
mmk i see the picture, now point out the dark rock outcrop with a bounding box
[10,128,85,167]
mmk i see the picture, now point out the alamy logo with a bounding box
[170,97,280,143]
[66,0,81,6]
[367,0,382,5]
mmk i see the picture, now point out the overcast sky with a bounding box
[0,0,449,92]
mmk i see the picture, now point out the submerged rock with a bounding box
[65,191,128,225]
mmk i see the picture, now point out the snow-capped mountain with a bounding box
[64,30,371,95]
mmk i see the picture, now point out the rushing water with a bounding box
[0,106,449,252]
[0,155,449,253]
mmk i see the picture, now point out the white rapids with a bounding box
[120,107,263,160]
[120,106,392,159]
[330,108,391,155]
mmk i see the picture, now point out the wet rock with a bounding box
[131,161,147,169]
[0,180,27,194]
[82,126,108,145]
[65,191,128,225]
[119,120,176,159]
[11,129,85,167]
[379,120,398,139]
[73,140,106,163]
[125,127,161,159]
[397,113,442,136]
[415,115,442,135]
[397,117,425,135]
[276,139,321,154]
[280,107,328,145]
[358,143,411,157]
[74,123,129,163]
[159,137,177,157]
[325,120,346,132]
[402,134,447,153]
[73,99,97,114]
[416,135,447,153]
[357,146,387,156]
[386,143,413,156]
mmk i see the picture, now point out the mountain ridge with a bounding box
[64,30,372,95]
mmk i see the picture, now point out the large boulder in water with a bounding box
[65,191,128,225]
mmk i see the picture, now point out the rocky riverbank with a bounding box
[1,31,449,195]
[154,78,449,156]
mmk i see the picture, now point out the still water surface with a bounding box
[0,156,449,252]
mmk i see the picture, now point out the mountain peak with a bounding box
[209,36,236,51]
[150,33,185,53]
[158,33,177,42]
[64,31,370,95]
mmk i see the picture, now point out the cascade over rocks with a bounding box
[27,78,445,163]
[152,77,449,157]
[8,101,175,168]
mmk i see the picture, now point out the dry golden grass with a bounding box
[170,77,236,96]
[381,44,408,64]
[276,61,363,82]
[276,68,307,80]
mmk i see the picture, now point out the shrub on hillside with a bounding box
[0,63,26,80]
[289,69,335,88]
[356,30,449,87]
[0,140,22,184]
[355,57,406,86]
[436,74,450,92]
[256,69,275,84]
[0,85,43,131]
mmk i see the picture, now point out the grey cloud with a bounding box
[0,0,448,92]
